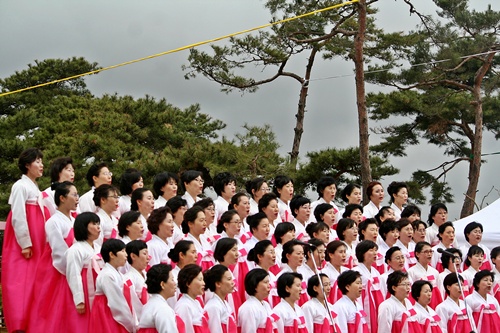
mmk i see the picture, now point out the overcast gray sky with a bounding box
[1,0,498,220]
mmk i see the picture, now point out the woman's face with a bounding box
[204,205,215,225]
[418,283,433,307]
[322,184,337,202]
[348,209,363,225]
[127,217,144,240]
[407,213,421,223]
[223,244,239,266]
[329,245,347,267]
[399,224,414,244]
[189,211,207,236]
[222,181,236,200]
[26,158,44,180]
[101,190,119,214]
[188,272,205,297]
[347,277,363,300]
[413,223,427,243]
[363,247,378,266]
[380,208,396,222]
[224,214,242,237]
[287,245,305,269]
[218,270,235,295]
[138,190,155,215]
[432,208,448,226]
[346,187,362,205]
[467,227,483,246]
[321,208,337,227]
[157,213,175,239]
[362,223,379,242]
[132,177,144,191]
[278,181,294,202]
[281,229,295,245]
[113,248,128,268]
[314,228,330,245]
[253,182,270,202]
[440,226,455,247]
[393,278,411,301]
[133,248,150,271]
[163,271,177,299]
[393,187,408,207]
[387,250,405,271]
[59,164,75,182]
[285,277,302,302]
[446,281,462,300]
[253,218,270,241]
[262,199,279,222]
[161,178,178,200]
[469,252,484,270]
[254,275,271,301]
[385,229,400,247]
[62,185,79,211]
[234,195,250,219]
[320,276,331,298]
[343,224,358,243]
[258,245,276,269]
[370,184,385,205]
[87,221,101,242]
[180,244,198,266]
[94,167,112,187]
[186,176,204,197]
[417,245,433,266]
[477,275,493,296]
[294,203,311,223]
[312,245,326,267]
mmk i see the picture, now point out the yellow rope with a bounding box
[0,0,359,98]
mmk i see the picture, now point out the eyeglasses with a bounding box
[421,250,434,254]
[260,188,271,192]
[107,195,119,199]
[69,193,80,198]
[398,282,411,288]
[229,221,244,225]
[102,172,113,177]
[194,178,204,183]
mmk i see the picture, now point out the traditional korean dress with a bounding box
[301,297,341,333]
[205,293,237,333]
[27,210,75,332]
[459,242,492,271]
[291,218,309,242]
[183,232,214,271]
[97,208,119,245]
[124,266,148,320]
[377,295,420,333]
[407,262,442,309]
[353,263,385,333]
[413,302,442,333]
[138,294,178,333]
[147,234,173,267]
[154,195,168,209]
[118,195,132,217]
[362,201,380,219]
[78,187,96,213]
[66,240,103,333]
[277,198,293,223]
[1,175,50,332]
[322,262,347,304]
[175,294,210,333]
[435,296,473,333]
[238,296,278,333]
[465,291,500,333]
[331,295,369,333]
[214,195,230,225]
[89,262,137,333]
[396,239,417,270]
[273,299,308,333]
[181,193,201,209]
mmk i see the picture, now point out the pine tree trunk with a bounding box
[354,0,372,203]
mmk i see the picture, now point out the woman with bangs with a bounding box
[166,240,197,309]
[379,247,407,298]
[309,176,340,226]
[459,221,492,271]
[465,270,500,333]
[322,240,349,304]
[181,205,214,271]
[118,169,143,217]
[274,222,296,270]
[412,280,443,333]
[258,193,280,241]
[461,245,485,292]
[147,206,175,266]
[435,273,473,333]
[153,171,179,209]
[272,272,309,333]
[435,248,466,299]
[131,188,155,242]
[387,181,408,221]
[204,265,237,333]
[313,203,339,241]
[395,218,417,270]
[431,221,456,272]
[248,240,278,306]
[363,181,385,219]
[43,156,75,215]
[94,184,120,245]
[245,177,269,216]
[272,175,294,223]
[337,218,359,268]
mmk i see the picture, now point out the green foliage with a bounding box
[0,58,286,219]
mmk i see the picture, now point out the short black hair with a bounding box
[153,172,179,198]
[304,238,325,260]
[178,264,202,294]
[74,212,100,241]
[49,157,73,183]
[166,195,187,215]
[245,268,269,296]
[272,175,293,197]
[245,177,267,199]
[396,218,412,232]
[316,176,336,198]
[306,222,329,240]
[118,210,141,237]
[101,239,126,263]
[337,270,361,294]
[379,220,398,241]
[342,204,363,219]
[204,264,229,292]
[53,181,75,207]
[355,240,378,263]
[93,184,118,207]
[146,263,173,294]
[387,181,407,203]
[307,273,328,298]
[401,204,421,218]
[230,192,249,210]
[217,210,239,234]
[258,193,278,212]
[289,195,311,218]
[85,163,108,187]
[214,238,238,263]
[464,245,484,267]
[277,272,302,299]
[213,172,236,196]
[336,218,356,241]
[375,206,393,223]
[168,240,194,263]
[18,148,43,174]
[247,240,273,264]
[314,203,334,222]
[428,203,448,226]
[193,197,215,211]
[119,169,142,196]
[358,218,378,241]
[273,222,295,244]
[443,272,463,296]
[126,240,148,264]
[440,248,462,270]
[437,221,455,241]
[385,246,402,265]
[247,212,268,235]
[464,221,483,243]
[131,188,151,211]
[147,206,172,235]
[181,205,205,234]
[340,183,361,203]
[326,240,347,262]
[473,270,495,291]
[181,170,202,191]
[387,270,408,295]
[415,241,432,254]
[491,246,500,260]
[411,280,433,301]
[282,239,304,264]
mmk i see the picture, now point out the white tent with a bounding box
[454,198,500,250]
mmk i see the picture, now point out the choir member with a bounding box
[118,211,144,244]
[131,188,155,241]
[245,177,269,216]
[125,240,150,317]
[213,172,236,225]
[273,272,309,333]
[435,273,473,333]
[435,248,465,299]
[165,196,188,244]
[43,156,75,215]
[146,206,175,266]
[313,203,339,241]
[309,176,340,224]
[461,246,485,290]
[274,222,296,269]
[412,280,442,333]
[401,205,421,223]
[459,222,492,271]
[323,240,348,304]
[259,193,280,239]
[395,218,416,270]
[336,218,359,268]
[94,184,120,245]
[290,195,311,241]
[153,171,179,209]
[204,265,237,333]
[180,170,204,208]
[464,270,500,333]
[430,222,456,272]
[118,169,143,216]
[79,162,112,213]
[244,212,271,252]
[387,181,408,221]
[302,273,340,333]
[175,264,208,333]
[363,181,385,219]
[272,175,294,223]
[182,205,213,271]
